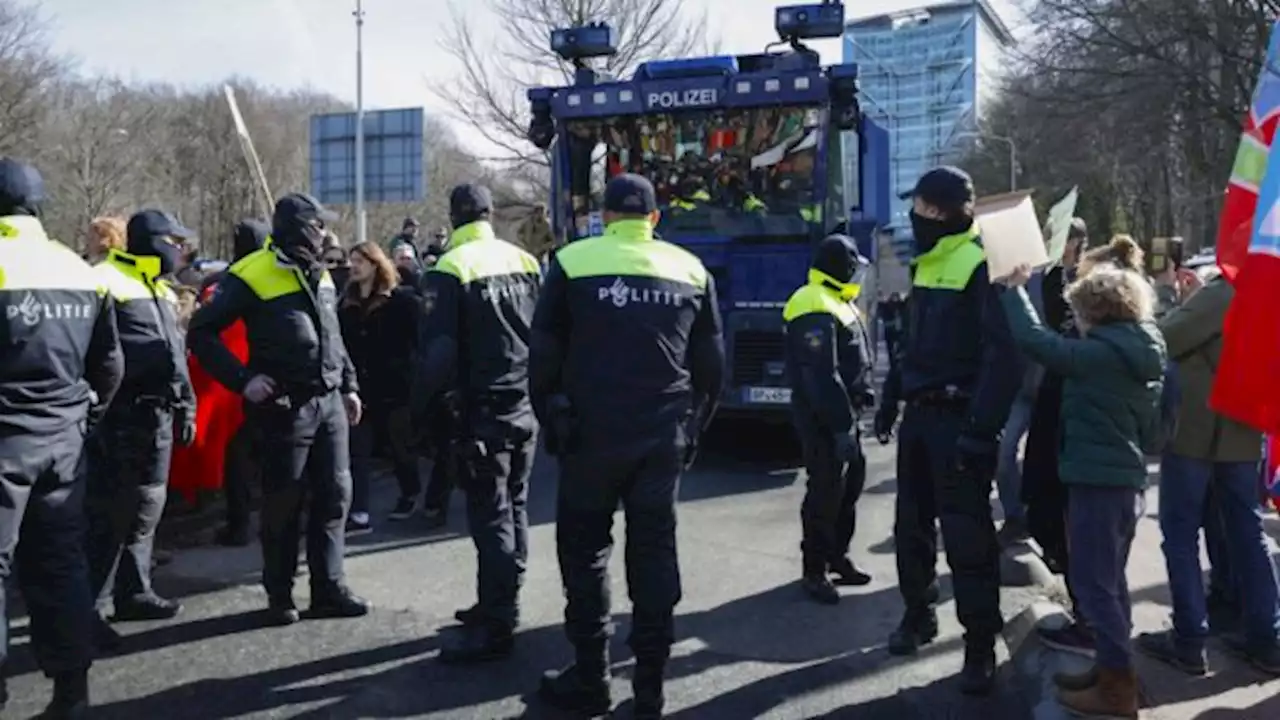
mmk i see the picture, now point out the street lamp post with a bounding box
[354,0,367,245]
[955,132,1017,192]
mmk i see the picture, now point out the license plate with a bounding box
[745,386,792,404]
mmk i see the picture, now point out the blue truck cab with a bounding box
[527,2,892,419]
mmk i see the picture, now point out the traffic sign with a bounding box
[309,108,425,205]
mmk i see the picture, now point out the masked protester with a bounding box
[187,192,369,626]
[0,158,124,718]
[874,166,1023,695]
[783,234,875,605]
[86,209,198,638]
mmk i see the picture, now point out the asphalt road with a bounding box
[4,422,1040,720]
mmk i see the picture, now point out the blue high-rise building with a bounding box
[844,1,1015,248]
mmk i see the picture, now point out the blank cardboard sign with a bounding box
[975,190,1049,281]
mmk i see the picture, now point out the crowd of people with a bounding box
[863,167,1280,720]
[3,143,1279,720]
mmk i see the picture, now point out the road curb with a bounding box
[1001,541,1058,588]
[1003,597,1095,720]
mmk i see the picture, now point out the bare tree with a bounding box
[0,0,63,156]
[437,0,711,166]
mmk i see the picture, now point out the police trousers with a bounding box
[86,398,173,608]
[894,402,1002,641]
[460,431,535,631]
[250,390,352,602]
[557,440,684,663]
[0,424,94,677]
[800,430,866,575]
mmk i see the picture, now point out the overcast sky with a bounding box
[41,0,1023,153]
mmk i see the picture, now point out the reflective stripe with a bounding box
[912,227,985,291]
[782,282,857,326]
[0,216,101,292]
[435,222,541,284]
[556,220,708,288]
[96,250,176,303]
[231,248,335,300]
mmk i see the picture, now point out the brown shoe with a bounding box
[1057,666,1138,719]
[1053,664,1098,692]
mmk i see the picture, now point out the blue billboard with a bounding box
[309,108,425,205]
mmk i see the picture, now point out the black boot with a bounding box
[307,584,371,619]
[959,642,997,696]
[801,573,839,605]
[42,669,88,719]
[539,642,611,717]
[632,659,666,719]
[439,623,515,664]
[113,594,182,621]
[265,596,300,626]
[887,608,938,656]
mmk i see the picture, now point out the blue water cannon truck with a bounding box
[526,1,892,419]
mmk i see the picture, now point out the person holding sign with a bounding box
[876,166,1022,696]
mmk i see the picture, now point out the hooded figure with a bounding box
[125,209,194,278]
[0,158,43,217]
[272,192,336,286]
[782,233,875,604]
[197,219,269,298]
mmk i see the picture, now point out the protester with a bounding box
[339,241,422,534]
[1136,268,1280,676]
[999,237,1165,719]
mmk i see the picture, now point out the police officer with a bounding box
[412,184,542,663]
[188,192,369,626]
[0,158,124,717]
[87,210,198,627]
[530,174,725,718]
[783,234,875,605]
[874,166,1022,694]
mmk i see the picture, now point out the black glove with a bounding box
[177,415,197,447]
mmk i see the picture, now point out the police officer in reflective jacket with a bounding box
[783,234,875,605]
[530,174,725,719]
[874,166,1022,694]
[87,210,197,629]
[412,184,542,663]
[188,192,369,626]
[0,158,124,718]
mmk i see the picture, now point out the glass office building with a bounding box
[844,1,1014,246]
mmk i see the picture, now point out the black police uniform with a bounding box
[413,184,542,663]
[783,235,874,604]
[188,193,368,624]
[86,210,197,623]
[530,174,725,718]
[0,159,124,716]
[876,167,1022,693]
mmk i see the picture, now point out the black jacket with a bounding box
[885,228,1021,444]
[413,221,541,439]
[529,220,725,456]
[95,250,195,421]
[0,216,123,435]
[187,247,357,398]
[338,286,420,406]
[783,281,872,436]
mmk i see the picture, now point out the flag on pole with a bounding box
[1210,20,1280,432]
[1217,27,1280,282]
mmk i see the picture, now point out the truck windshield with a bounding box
[562,105,826,239]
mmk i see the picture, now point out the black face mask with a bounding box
[128,235,183,276]
[909,211,972,254]
[276,222,326,286]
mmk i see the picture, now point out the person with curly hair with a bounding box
[997,236,1167,719]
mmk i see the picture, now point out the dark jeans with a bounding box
[0,424,94,677]
[894,402,1002,641]
[798,429,865,574]
[1159,454,1280,650]
[1023,374,1068,571]
[1067,484,1140,670]
[349,402,418,515]
[85,399,173,608]
[461,432,535,630]
[558,439,683,662]
[252,391,352,602]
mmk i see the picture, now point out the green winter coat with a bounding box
[1001,287,1167,489]
[1158,275,1261,463]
